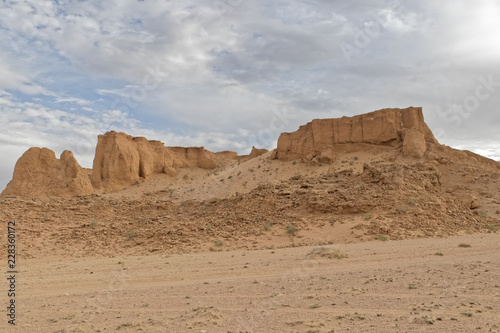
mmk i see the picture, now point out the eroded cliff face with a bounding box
[1,148,94,197]
[1,107,459,198]
[274,107,437,162]
[91,131,218,191]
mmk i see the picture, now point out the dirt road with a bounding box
[3,233,500,332]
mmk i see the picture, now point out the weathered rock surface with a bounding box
[402,128,427,158]
[458,194,481,210]
[248,146,269,159]
[1,148,94,197]
[5,107,498,199]
[91,131,218,191]
[274,107,437,162]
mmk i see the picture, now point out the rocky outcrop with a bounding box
[2,108,461,198]
[458,194,481,210]
[91,131,218,191]
[168,147,218,169]
[248,146,269,159]
[1,148,94,197]
[402,128,427,158]
[274,107,437,162]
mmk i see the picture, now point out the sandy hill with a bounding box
[1,107,499,258]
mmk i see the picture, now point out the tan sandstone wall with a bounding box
[275,107,437,162]
[91,131,218,191]
[1,148,94,197]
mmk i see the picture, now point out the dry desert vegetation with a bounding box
[1,107,499,332]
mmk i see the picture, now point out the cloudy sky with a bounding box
[1,0,499,190]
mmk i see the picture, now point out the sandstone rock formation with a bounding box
[6,107,497,199]
[458,194,481,210]
[91,131,218,191]
[402,128,427,158]
[248,146,269,159]
[274,107,437,162]
[1,148,94,197]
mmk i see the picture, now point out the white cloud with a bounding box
[0,0,499,190]
[452,141,500,162]
[54,97,92,105]
[0,57,50,95]
[0,93,257,191]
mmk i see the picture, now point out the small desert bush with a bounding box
[117,322,133,329]
[286,224,298,236]
[127,230,137,240]
[458,243,471,248]
[264,221,275,231]
[308,247,348,259]
[397,205,407,213]
[485,225,498,232]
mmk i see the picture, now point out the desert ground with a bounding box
[2,233,499,332]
